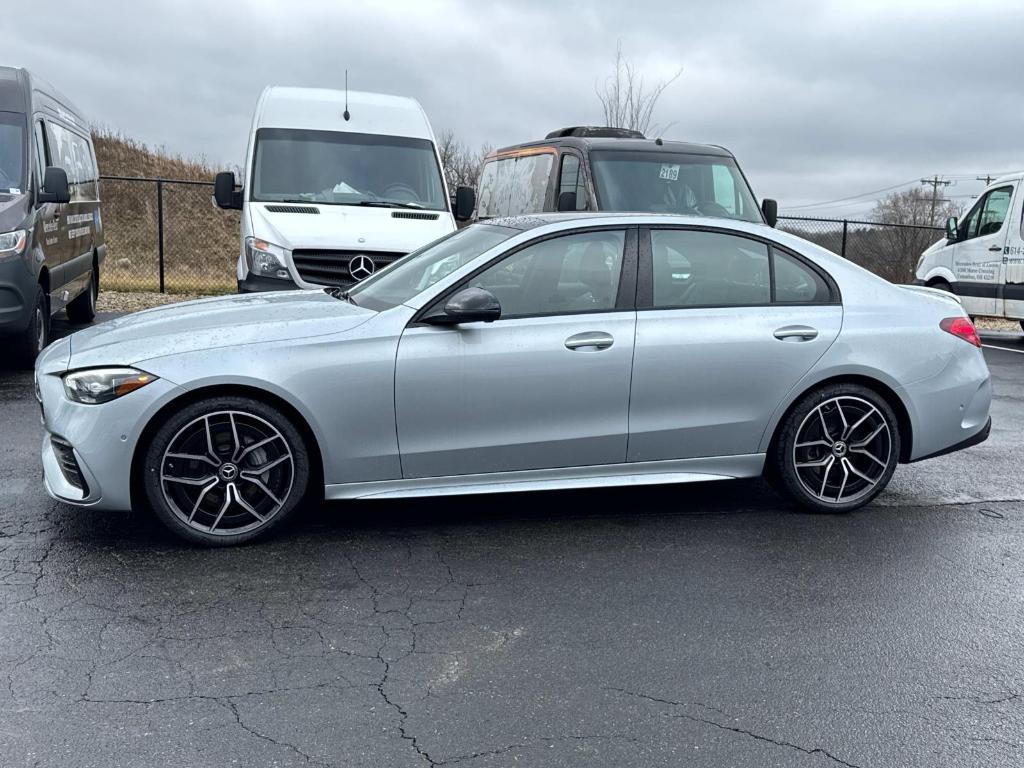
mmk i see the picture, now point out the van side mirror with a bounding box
[453,186,476,222]
[424,287,501,325]
[38,166,70,205]
[945,216,959,243]
[761,198,778,228]
[214,171,243,210]
[557,191,577,212]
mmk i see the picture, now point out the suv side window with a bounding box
[33,120,48,186]
[558,153,588,211]
[466,230,626,318]
[649,229,833,308]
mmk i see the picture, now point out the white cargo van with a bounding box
[215,87,475,292]
[914,172,1024,327]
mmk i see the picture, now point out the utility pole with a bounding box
[921,175,951,225]
[976,174,996,186]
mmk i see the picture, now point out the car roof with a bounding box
[483,211,773,233]
[256,86,433,139]
[491,136,735,159]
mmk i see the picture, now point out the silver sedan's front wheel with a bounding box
[770,384,900,513]
[142,396,311,546]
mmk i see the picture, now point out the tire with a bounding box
[769,383,900,513]
[66,261,98,324]
[929,280,952,293]
[15,284,49,369]
[141,395,311,546]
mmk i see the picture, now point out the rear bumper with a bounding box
[910,416,990,463]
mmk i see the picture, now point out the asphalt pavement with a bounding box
[0,314,1021,767]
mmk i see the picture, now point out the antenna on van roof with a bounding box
[343,70,350,121]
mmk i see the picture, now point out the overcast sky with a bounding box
[4,0,1022,217]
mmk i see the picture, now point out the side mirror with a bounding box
[214,171,243,210]
[945,216,959,243]
[557,190,577,212]
[38,166,70,204]
[425,286,501,325]
[453,186,476,221]
[761,198,778,228]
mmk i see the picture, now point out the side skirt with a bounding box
[325,454,766,500]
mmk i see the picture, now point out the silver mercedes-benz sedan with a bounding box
[36,213,992,545]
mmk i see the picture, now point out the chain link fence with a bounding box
[777,216,943,284]
[96,177,945,295]
[100,176,239,294]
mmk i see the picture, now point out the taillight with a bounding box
[940,316,981,347]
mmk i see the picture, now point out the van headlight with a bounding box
[245,237,291,279]
[0,230,27,258]
[62,367,158,405]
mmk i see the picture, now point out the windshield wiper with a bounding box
[349,200,425,210]
[324,286,359,305]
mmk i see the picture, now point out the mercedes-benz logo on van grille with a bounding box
[348,254,375,281]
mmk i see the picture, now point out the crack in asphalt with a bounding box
[608,687,863,768]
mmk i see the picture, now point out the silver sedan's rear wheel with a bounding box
[142,396,311,545]
[770,384,900,513]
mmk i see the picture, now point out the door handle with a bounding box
[565,332,614,350]
[989,245,1004,252]
[774,325,819,341]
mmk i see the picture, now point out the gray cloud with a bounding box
[4,0,1021,216]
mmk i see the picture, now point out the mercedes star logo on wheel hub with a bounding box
[348,254,375,281]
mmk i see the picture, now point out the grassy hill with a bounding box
[93,131,239,294]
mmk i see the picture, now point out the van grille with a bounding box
[391,211,440,220]
[265,205,320,214]
[51,437,88,494]
[292,250,406,285]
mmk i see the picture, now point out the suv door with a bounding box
[952,184,1014,316]
[628,227,842,462]
[395,227,638,478]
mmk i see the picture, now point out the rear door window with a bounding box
[558,153,588,211]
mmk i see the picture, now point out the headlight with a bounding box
[244,237,291,279]
[62,367,158,405]
[0,230,27,258]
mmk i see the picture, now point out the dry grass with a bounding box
[93,130,239,295]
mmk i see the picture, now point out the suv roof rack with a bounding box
[544,126,646,140]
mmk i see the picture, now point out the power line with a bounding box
[782,179,921,211]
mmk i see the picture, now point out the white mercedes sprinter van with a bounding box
[914,172,1024,327]
[215,87,475,292]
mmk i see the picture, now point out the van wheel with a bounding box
[66,262,98,324]
[16,285,49,368]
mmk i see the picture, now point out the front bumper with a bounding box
[0,253,35,335]
[237,272,299,293]
[38,369,185,511]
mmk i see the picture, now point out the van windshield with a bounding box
[251,128,446,210]
[590,150,761,223]
[0,111,26,194]
[346,224,516,310]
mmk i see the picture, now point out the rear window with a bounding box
[476,153,554,218]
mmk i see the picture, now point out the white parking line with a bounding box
[982,343,1024,355]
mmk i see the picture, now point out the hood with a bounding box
[0,192,28,232]
[249,202,454,254]
[67,289,374,371]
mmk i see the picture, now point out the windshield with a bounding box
[347,224,516,310]
[590,150,761,223]
[0,111,26,194]
[251,128,446,210]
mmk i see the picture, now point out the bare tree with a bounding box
[843,189,966,282]
[596,40,682,135]
[437,130,492,190]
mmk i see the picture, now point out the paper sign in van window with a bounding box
[659,164,680,181]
